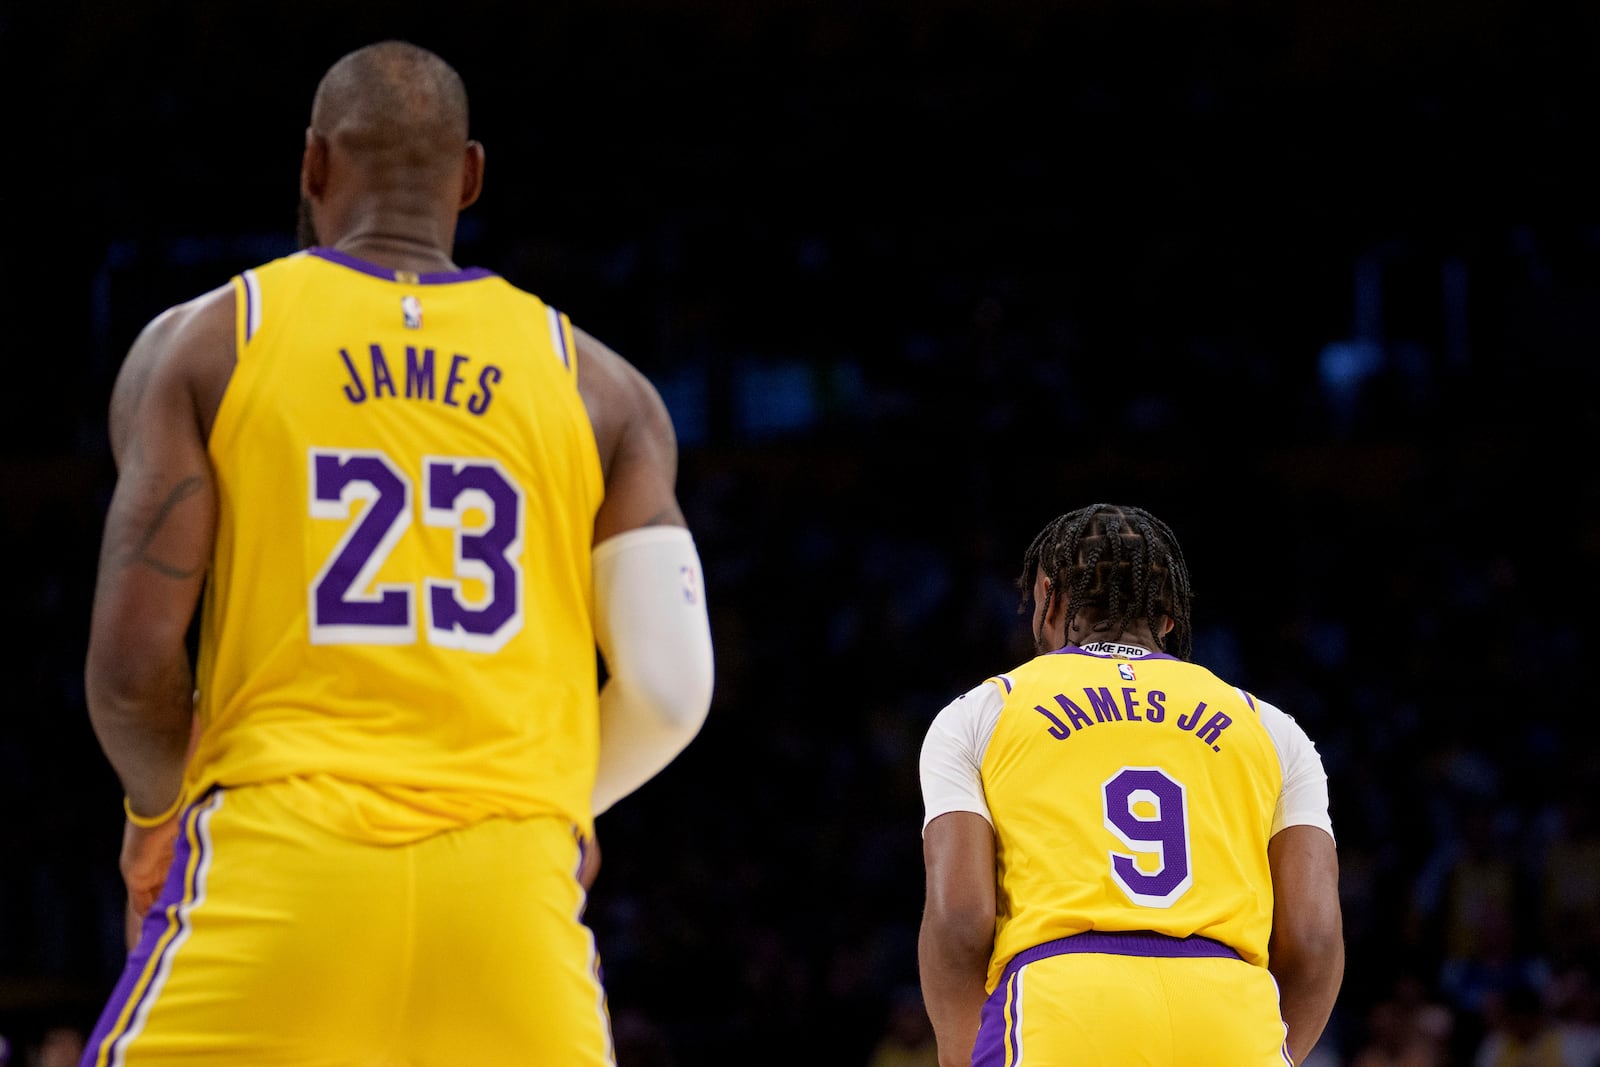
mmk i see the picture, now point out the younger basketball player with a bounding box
[918,504,1342,1066]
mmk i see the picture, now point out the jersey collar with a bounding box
[308,247,495,285]
[1061,641,1179,661]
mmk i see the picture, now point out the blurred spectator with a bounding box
[9,1027,85,1067]
[1351,999,1437,1067]
[1417,799,1540,1032]
[1473,983,1568,1067]
[865,987,938,1067]
[1537,796,1600,963]
[1546,962,1600,1067]
[1439,909,1549,1061]
[1349,973,1453,1067]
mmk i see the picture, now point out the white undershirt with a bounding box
[919,650,1334,841]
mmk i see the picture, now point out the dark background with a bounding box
[3,1,1599,1064]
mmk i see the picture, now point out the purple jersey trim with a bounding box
[550,308,572,369]
[240,273,256,343]
[998,930,1242,990]
[309,247,495,284]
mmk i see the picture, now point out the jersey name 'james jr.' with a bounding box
[1033,685,1234,749]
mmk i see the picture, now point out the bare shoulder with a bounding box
[572,325,684,541]
[110,284,236,457]
[572,325,676,477]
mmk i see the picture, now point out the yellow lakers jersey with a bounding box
[188,248,604,842]
[981,647,1282,990]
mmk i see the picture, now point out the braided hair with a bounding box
[1017,504,1195,659]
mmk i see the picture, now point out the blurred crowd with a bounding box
[4,2,1599,1064]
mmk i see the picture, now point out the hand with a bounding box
[578,834,602,892]
[120,816,181,951]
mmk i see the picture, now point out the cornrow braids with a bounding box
[1017,504,1195,659]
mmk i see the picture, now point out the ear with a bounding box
[301,128,329,200]
[1160,615,1175,637]
[1043,578,1069,626]
[459,140,485,210]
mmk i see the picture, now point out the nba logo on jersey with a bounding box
[402,295,423,329]
[1118,663,1136,681]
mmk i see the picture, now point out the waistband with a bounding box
[999,931,1243,987]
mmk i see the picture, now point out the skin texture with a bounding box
[1268,824,1345,1062]
[88,287,234,944]
[86,41,673,947]
[918,810,996,1067]
[920,568,1343,1066]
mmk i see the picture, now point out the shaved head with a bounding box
[310,40,470,177]
[297,41,483,253]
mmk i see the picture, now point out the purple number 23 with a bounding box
[309,449,525,652]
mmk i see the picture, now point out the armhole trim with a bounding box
[547,305,574,373]
[238,269,262,345]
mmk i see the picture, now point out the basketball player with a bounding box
[80,41,713,1066]
[918,504,1342,1066]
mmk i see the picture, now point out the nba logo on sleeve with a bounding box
[679,565,701,605]
[402,295,423,329]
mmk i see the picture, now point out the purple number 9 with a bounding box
[1102,767,1193,908]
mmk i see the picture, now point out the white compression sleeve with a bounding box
[591,525,714,815]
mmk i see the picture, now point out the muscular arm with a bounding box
[1268,824,1344,1064]
[576,327,685,540]
[86,290,232,818]
[919,811,996,1067]
[575,328,712,814]
[89,288,233,942]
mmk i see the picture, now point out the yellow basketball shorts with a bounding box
[81,786,614,1067]
[975,932,1291,1067]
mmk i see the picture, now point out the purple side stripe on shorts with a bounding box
[972,970,1014,1067]
[82,792,223,1067]
[1007,968,1024,1064]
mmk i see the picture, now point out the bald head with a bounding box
[298,41,484,259]
[310,41,470,177]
